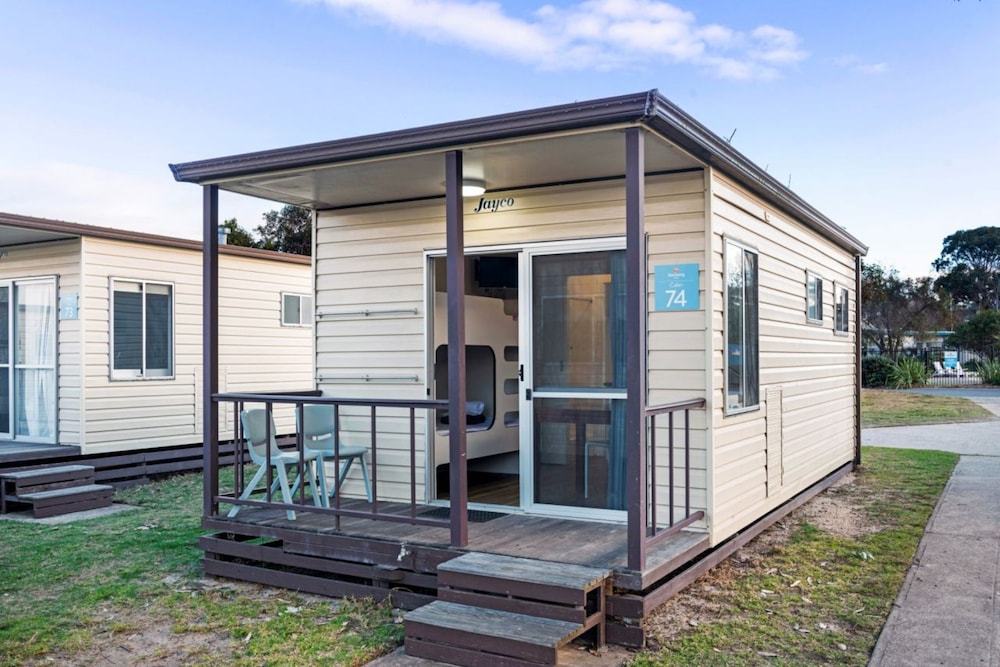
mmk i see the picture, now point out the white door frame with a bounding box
[519,238,626,523]
[424,237,627,522]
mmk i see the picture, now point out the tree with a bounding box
[946,309,1000,356]
[219,218,259,248]
[933,226,1000,310]
[255,205,312,256]
[861,262,950,358]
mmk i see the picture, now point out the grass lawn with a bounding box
[0,423,962,665]
[862,388,994,427]
[0,472,402,667]
[631,446,958,666]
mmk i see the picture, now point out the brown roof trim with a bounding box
[169,89,866,256]
[170,91,655,184]
[0,212,311,265]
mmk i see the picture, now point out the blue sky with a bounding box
[1,0,997,277]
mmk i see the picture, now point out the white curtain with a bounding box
[16,281,56,439]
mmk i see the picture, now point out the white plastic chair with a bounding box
[229,408,321,520]
[298,404,373,504]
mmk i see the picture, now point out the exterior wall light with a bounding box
[462,179,487,197]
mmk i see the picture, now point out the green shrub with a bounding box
[978,358,1000,385]
[862,355,896,388]
[889,357,931,388]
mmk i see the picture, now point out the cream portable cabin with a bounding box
[0,213,312,485]
[172,90,866,658]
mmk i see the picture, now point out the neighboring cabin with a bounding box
[0,213,312,474]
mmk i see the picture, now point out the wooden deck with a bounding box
[0,442,81,465]
[201,498,710,648]
[204,500,708,578]
[199,463,852,652]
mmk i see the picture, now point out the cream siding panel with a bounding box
[643,173,710,530]
[316,172,710,505]
[80,238,312,455]
[708,171,857,546]
[0,240,82,446]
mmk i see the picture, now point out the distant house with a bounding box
[0,213,312,482]
[171,90,867,659]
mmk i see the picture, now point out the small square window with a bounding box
[835,285,850,333]
[806,273,824,324]
[282,293,312,326]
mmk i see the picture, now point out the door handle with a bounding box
[518,364,524,381]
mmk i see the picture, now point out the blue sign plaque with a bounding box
[654,264,699,311]
[60,292,79,320]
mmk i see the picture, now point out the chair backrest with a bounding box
[933,361,944,372]
[298,404,336,442]
[240,409,282,464]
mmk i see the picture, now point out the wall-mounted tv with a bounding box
[475,256,518,289]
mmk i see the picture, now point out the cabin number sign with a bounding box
[654,264,699,311]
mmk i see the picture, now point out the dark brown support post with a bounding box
[445,150,468,547]
[203,185,220,518]
[625,128,647,571]
[854,254,863,469]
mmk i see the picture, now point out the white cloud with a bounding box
[833,54,889,74]
[304,0,808,79]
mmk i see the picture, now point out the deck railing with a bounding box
[631,397,707,570]
[207,391,452,533]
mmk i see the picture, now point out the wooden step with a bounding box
[405,600,583,666]
[1,465,100,513]
[1,464,95,490]
[18,483,114,518]
[438,552,609,604]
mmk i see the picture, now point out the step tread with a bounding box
[1,464,95,480]
[438,552,609,590]
[19,484,114,501]
[406,601,581,647]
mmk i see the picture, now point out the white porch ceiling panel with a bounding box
[215,129,699,210]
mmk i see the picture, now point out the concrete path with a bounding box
[865,396,1000,667]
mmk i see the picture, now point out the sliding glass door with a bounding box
[0,279,57,442]
[522,245,627,516]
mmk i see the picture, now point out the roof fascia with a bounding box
[0,212,310,265]
[169,91,656,184]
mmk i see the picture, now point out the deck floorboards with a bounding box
[209,501,708,577]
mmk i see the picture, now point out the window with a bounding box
[725,240,759,413]
[282,293,313,326]
[111,280,173,379]
[835,284,850,333]
[806,272,824,323]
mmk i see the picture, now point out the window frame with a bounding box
[724,238,760,416]
[806,271,824,324]
[109,278,175,381]
[281,292,313,327]
[834,283,850,335]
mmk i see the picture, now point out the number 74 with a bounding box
[663,289,687,308]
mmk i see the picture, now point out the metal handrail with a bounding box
[210,391,450,533]
[645,398,707,553]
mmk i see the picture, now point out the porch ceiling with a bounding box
[0,222,78,248]
[209,128,699,210]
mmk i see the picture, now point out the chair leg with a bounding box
[227,465,268,518]
[275,463,296,521]
[329,455,373,504]
[313,458,330,508]
[358,454,373,503]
